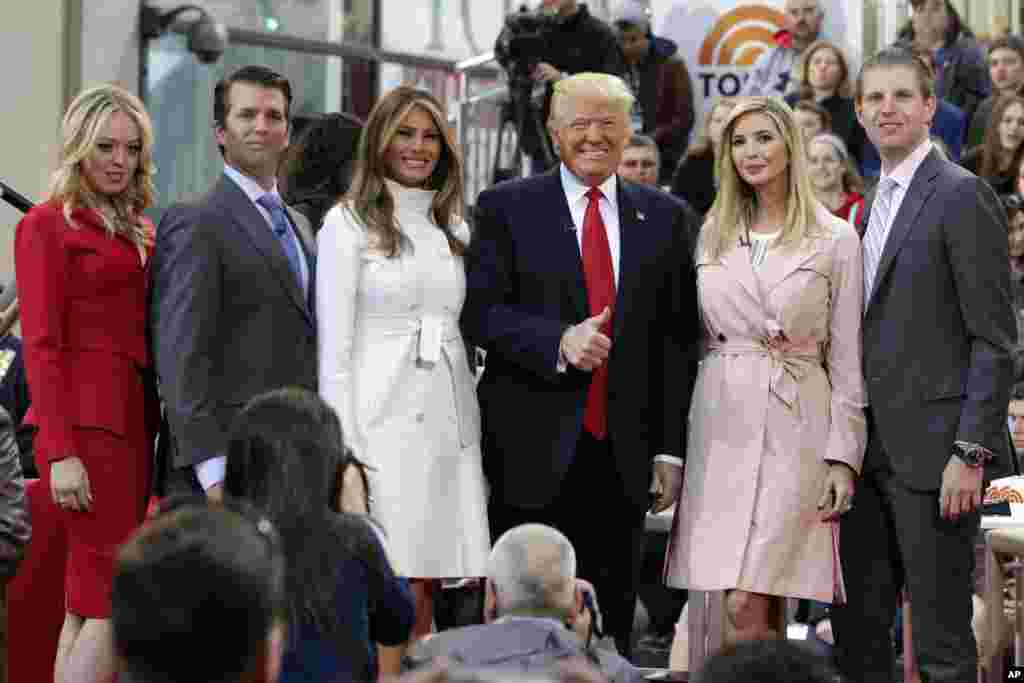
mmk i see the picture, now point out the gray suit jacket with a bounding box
[406,618,644,683]
[150,175,317,471]
[863,148,1016,489]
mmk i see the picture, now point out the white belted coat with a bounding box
[317,181,490,578]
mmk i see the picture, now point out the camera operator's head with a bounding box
[548,73,634,187]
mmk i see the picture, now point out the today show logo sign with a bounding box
[653,0,861,124]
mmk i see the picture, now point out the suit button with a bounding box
[717,333,727,342]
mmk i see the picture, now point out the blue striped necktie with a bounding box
[257,193,305,294]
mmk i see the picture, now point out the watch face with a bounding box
[955,445,983,467]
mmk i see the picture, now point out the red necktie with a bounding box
[582,187,615,440]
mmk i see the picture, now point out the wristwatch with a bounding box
[952,441,993,468]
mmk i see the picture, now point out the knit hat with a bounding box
[612,0,651,29]
[808,132,850,161]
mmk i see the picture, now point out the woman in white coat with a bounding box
[316,86,490,640]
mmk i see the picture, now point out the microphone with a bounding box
[0,181,34,214]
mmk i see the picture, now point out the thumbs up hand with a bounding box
[560,307,613,372]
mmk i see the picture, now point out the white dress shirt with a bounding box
[560,163,622,284]
[222,164,310,291]
[558,165,681,469]
[875,139,934,245]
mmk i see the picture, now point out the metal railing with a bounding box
[452,51,519,205]
[230,29,516,204]
[154,21,517,207]
[0,182,33,214]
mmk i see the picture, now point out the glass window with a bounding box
[147,0,374,45]
[144,33,372,217]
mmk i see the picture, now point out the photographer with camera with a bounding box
[495,0,625,174]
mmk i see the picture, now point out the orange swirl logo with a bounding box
[698,6,786,67]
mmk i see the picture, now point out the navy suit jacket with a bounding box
[150,176,318,473]
[461,169,700,509]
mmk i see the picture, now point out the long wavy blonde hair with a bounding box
[48,84,156,249]
[700,97,824,261]
[345,86,464,257]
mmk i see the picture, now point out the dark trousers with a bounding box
[637,530,686,637]
[831,435,979,683]
[488,432,647,658]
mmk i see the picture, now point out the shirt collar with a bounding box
[223,164,281,205]
[559,163,618,213]
[493,615,567,628]
[881,138,933,191]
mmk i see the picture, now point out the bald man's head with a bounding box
[486,524,577,620]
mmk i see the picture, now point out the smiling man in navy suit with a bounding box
[461,72,700,657]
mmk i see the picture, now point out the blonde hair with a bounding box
[548,73,635,129]
[345,86,465,257]
[807,132,866,195]
[48,84,156,249]
[701,97,824,261]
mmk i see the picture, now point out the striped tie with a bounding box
[862,177,897,309]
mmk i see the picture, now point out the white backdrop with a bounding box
[647,0,863,134]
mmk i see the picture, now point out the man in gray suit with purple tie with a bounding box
[150,65,317,500]
[832,47,1016,683]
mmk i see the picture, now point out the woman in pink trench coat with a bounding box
[665,97,868,646]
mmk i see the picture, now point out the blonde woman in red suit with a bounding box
[15,84,159,683]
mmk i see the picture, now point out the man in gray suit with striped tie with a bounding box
[831,47,1016,683]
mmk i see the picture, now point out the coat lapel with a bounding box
[286,205,316,265]
[716,241,762,306]
[865,150,941,313]
[215,177,312,325]
[286,205,317,314]
[542,170,588,322]
[755,233,828,293]
[613,183,641,338]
